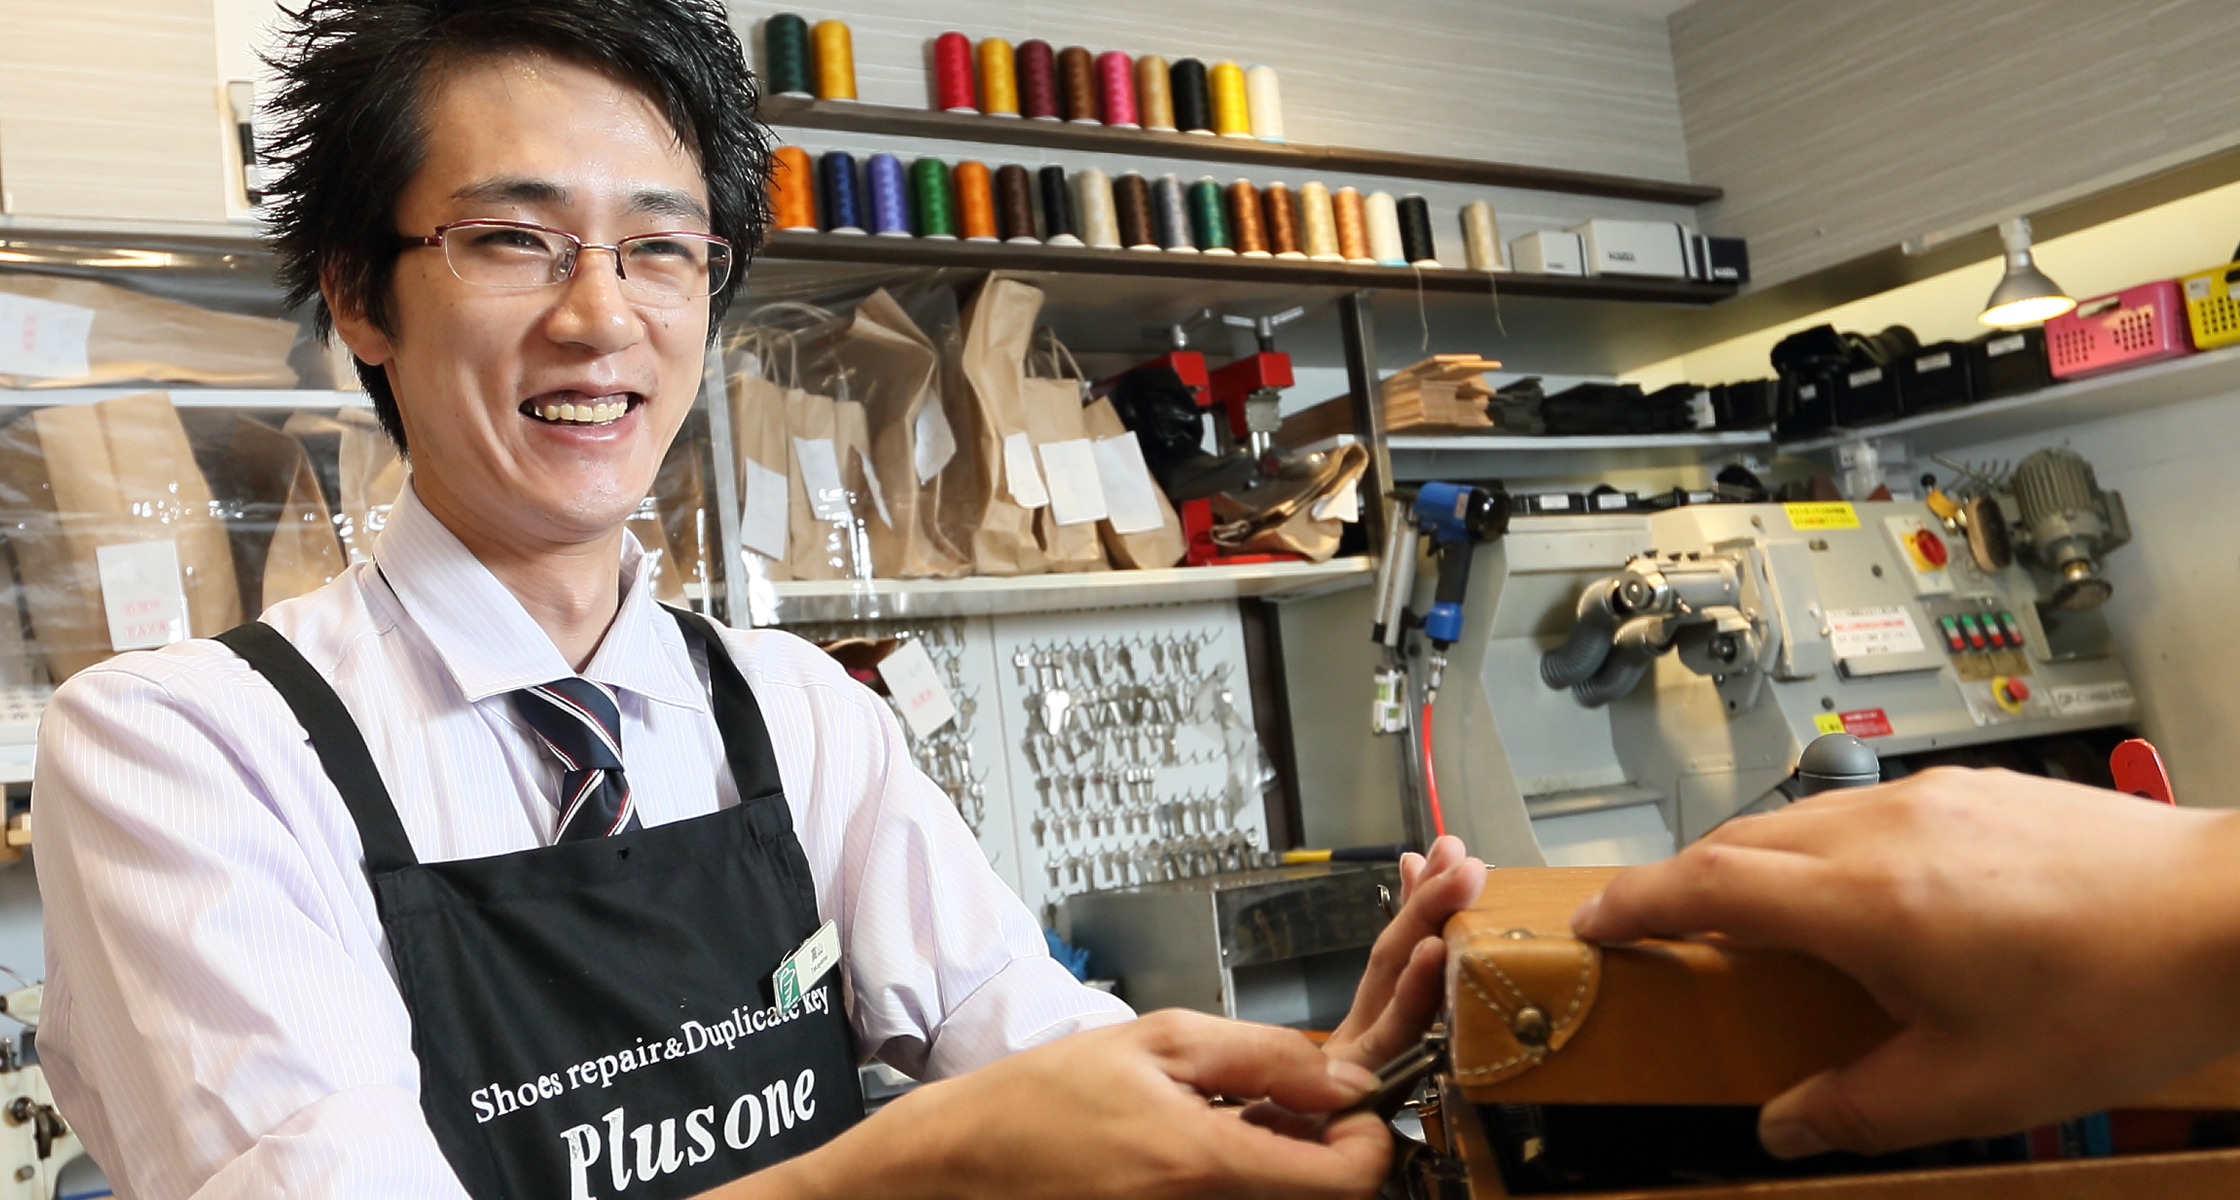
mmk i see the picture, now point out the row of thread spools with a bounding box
[762,14,1292,141]
[770,148,1506,269]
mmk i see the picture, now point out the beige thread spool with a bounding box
[1461,201,1506,271]
[1300,181,1342,262]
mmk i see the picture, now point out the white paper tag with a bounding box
[793,437,850,522]
[876,638,958,739]
[2050,681,2136,719]
[1827,605,1926,658]
[1037,439,1108,526]
[94,540,188,651]
[1003,431,1049,509]
[1312,480,1361,522]
[1986,334,2026,357]
[855,447,893,529]
[2188,277,2212,300]
[1535,494,1572,512]
[1848,367,1883,388]
[1916,351,1952,372]
[1091,433,1164,535]
[774,918,841,1010]
[913,391,957,485]
[0,293,95,380]
[741,458,790,560]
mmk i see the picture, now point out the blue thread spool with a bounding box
[819,151,865,234]
[867,153,911,237]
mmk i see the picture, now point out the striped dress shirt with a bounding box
[34,483,1129,1200]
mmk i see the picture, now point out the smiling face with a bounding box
[328,53,713,560]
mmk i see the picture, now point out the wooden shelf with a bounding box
[761,557,1374,623]
[757,231,1736,305]
[1388,430,1772,481]
[758,95,1722,207]
[1779,344,2240,456]
[0,388,366,409]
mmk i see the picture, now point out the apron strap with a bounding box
[214,622,421,874]
[664,606,786,801]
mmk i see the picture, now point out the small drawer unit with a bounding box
[2044,279,2194,380]
[2180,259,2240,351]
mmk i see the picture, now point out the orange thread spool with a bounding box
[955,161,999,240]
[1228,180,1268,256]
[768,146,817,231]
[1333,186,1372,263]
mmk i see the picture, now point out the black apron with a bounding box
[216,607,862,1200]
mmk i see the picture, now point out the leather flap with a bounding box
[1449,925,1600,1087]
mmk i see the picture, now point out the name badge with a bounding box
[774,919,840,1011]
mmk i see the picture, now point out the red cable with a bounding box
[1420,700,1445,839]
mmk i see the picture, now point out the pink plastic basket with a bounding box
[2044,279,2194,380]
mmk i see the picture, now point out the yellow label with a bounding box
[1814,713,1846,735]
[1786,502,1860,530]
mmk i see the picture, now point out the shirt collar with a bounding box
[372,480,707,712]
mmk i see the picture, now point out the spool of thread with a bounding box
[911,158,957,239]
[956,161,998,241]
[933,32,976,112]
[1096,51,1138,128]
[1333,187,1372,263]
[1228,180,1269,257]
[1058,46,1097,123]
[1262,183,1303,258]
[1208,62,1250,138]
[1189,177,1233,255]
[810,20,857,101]
[1397,194,1439,266]
[1461,201,1504,271]
[868,153,911,237]
[1245,65,1285,142]
[1299,182,1341,261]
[763,15,813,97]
[1115,173,1159,251]
[1135,55,1177,132]
[1076,168,1121,249]
[979,38,1020,117]
[819,151,864,234]
[1364,191,1404,265]
[1039,166,1082,246]
[1154,174,1197,253]
[768,146,817,231]
[1170,58,1212,135]
[1017,40,1059,120]
[996,164,1040,243]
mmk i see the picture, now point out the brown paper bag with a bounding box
[1211,443,1369,563]
[652,432,713,604]
[282,408,406,562]
[781,386,870,581]
[944,276,1049,576]
[1022,332,1108,574]
[0,391,242,680]
[1082,398,1186,569]
[833,290,970,579]
[725,331,798,584]
[263,448,349,608]
[0,273,299,389]
[623,498,687,605]
[183,413,346,612]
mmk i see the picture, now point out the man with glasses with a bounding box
[31,2,1482,1199]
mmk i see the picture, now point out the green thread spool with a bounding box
[1188,177,1233,255]
[911,158,957,238]
[763,14,813,96]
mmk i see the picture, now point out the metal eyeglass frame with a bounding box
[401,218,734,299]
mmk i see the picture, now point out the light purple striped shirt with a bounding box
[35,483,1128,1200]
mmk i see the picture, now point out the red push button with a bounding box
[1914,529,1949,568]
[1992,675,2029,714]
[1959,614,1987,650]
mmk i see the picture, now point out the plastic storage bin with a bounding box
[2181,260,2240,351]
[1834,361,1903,426]
[1968,327,2051,400]
[1899,341,1974,412]
[2044,280,2193,380]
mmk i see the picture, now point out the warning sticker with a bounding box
[1814,709,1893,738]
[1827,606,1926,658]
[1786,502,1860,530]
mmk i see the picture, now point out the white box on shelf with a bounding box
[1510,231,1585,276]
[1568,219,1689,278]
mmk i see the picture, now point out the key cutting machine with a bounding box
[1422,448,2141,868]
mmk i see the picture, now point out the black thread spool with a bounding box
[1398,194,1439,265]
[996,164,1040,243]
[1039,166,1082,246]
[1169,58,1212,134]
[1114,172,1158,250]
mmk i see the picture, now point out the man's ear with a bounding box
[321,265,395,367]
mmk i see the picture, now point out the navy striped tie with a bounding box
[513,677,641,842]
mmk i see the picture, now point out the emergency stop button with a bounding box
[1914,529,1949,568]
[1992,675,2030,713]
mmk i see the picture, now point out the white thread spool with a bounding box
[1077,168,1121,249]
[1245,64,1285,143]
[1365,191,1405,265]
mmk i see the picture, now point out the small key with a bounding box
[1031,816,1047,848]
[1013,650,1032,686]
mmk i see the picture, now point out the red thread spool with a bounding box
[1096,51,1138,128]
[1017,40,1059,120]
[932,32,976,112]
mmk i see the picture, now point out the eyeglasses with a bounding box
[403,219,733,302]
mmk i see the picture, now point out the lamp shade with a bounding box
[1980,216,2075,327]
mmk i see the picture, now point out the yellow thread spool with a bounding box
[811,20,857,100]
[1209,61,1251,138]
[979,37,1019,116]
[1299,181,1341,262]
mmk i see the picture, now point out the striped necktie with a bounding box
[513,677,641,842]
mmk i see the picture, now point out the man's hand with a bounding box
[1570,767,2240,1160]
[741,1010,1390,1200]
[1324,836,1487,1071]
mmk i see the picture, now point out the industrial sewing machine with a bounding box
[1422,449,2140,867]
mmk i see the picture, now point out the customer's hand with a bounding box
[1571,767,2240,1159]
[1324,835,1486,1072]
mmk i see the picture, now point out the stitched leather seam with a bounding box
[1450,930,1598,1081]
